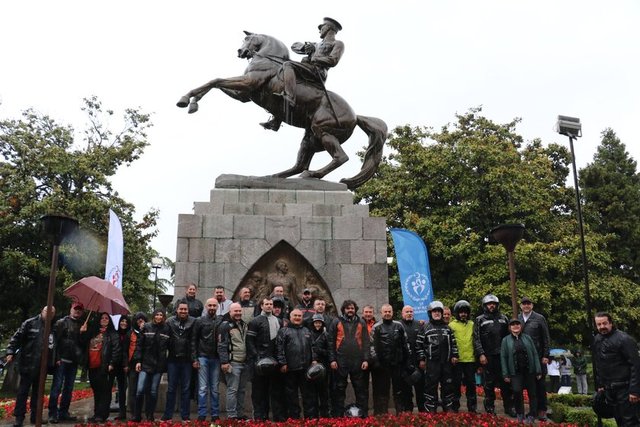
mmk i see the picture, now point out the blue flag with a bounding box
[390,228,434,321]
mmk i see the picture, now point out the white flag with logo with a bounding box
[105,209,124,289]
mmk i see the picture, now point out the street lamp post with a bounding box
[489,224,525,320]
[37,214,78,427]
[151,257,162,311]
[555,116,593,337]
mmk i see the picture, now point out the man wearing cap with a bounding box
[261,17,345,130]
[518,297,551,420]
[49,302,88,423]
[296,288,316,320]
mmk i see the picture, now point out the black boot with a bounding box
[132,395,143,422]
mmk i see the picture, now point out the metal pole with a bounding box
[568,135,593,335]
[153,266,159,311]
[507,251,519,320]
[35,244,59,427]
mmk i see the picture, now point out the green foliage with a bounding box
[549,393,593,407]
[355,108,640,344]
[0,97,161,335]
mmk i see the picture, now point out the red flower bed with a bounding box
[81,412,577,426]
[0,388,93,419]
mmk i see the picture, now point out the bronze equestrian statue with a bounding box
[176,20,387,190]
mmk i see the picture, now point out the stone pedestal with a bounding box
[174,176,388,311]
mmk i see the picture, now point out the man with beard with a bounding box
[6,306,56,427]
[276,309,314,418]
[518,297,551,420]
[416,301,459,412]
[192,298,223,421]
[399,305,426,412]
[296,288,315,320]
[247,297,286,421]
[473,294,514,416]
[49,302,88,423]
[370,304,411,415]
[214,286,232,317]
[327,300,370,417]
[162,302,196,421]
[236,287,258,323]
[593,312,640,427]
[449,300,477,413]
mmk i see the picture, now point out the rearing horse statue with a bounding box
[176,32,387,190]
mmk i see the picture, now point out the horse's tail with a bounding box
[340,115,388,190]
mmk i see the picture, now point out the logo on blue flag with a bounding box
[390,228,434,321]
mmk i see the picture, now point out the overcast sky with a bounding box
[2,0,639,283]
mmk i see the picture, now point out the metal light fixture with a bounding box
[158,293,174,309]
[489,223,525,319]
[555,115,592,338]
[36,214,78,427]
[151,257,163,310]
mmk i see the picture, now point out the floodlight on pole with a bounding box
[555,115,593,339]
[489,224,525,320]
[151,257,163,311]
[36,214,78,427]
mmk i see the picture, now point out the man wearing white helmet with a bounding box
[473,294,514,417]
[416,301,459,412]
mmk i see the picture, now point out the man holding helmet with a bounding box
[449,300,477,413]
[473,294,514,416]
[309,313,330,417]
[416,301,459,412]
[399,305,426,412]
[247,297,285,421]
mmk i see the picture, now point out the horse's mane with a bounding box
[257,33,290,61]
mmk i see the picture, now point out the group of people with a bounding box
[6,283,640,426]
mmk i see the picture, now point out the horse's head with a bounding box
[238,31,262,59]
[237,31,289,61]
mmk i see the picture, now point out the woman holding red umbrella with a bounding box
[87,312,121,423]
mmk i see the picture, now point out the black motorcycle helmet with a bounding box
[306,363,326,381]
[254,357,278,376]
[453,300,471,319]
[344,403,363,418]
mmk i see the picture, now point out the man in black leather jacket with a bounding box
[399,305,426,412]
[417,301,459,412]
[593,312,640,427]
[370,304,411,414]
[192,298,223,421]
[247,297,286,421]
[6,306,56,427]
[49,302,88,423]
[162,302,196,421]
[133,308,170,422]
[473,294,513,416]
[276,309,314,418]
[309,313,330,417]
[518,297,551,420]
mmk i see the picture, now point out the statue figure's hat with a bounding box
[319,17,342,32]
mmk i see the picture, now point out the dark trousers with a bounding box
[251,370,286,421]
[163,361,192,420]
[482,355,513,413]
[88,368,114,420]
[424,361,454,412]
[510,372,537,417]
[453,362,477,412]
[309,373,330,417]
[331,367,368,417]
[399,369,425,413]
[284,369,315,418]
[113,369,127,417]
[606,386,640,427]
[127,368,140,415]
[14,371,40,423]
[549,375,560,393]
[372,366,406,414]
[534,364,548,412]
[48,361,78,418]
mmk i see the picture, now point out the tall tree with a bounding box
[0,97,161,336]
[580,129,640,281]
[355,109,640,344]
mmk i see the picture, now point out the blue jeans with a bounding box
[48,362,78,418]
[224,362,249,418]
[197,356,220,418]
[163,361,192,420]
[136,371,162,418]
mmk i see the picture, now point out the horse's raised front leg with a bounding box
[177,75,261,113]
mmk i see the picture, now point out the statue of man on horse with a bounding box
[176,18,387,190]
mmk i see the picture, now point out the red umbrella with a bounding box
[63,276,130,315]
